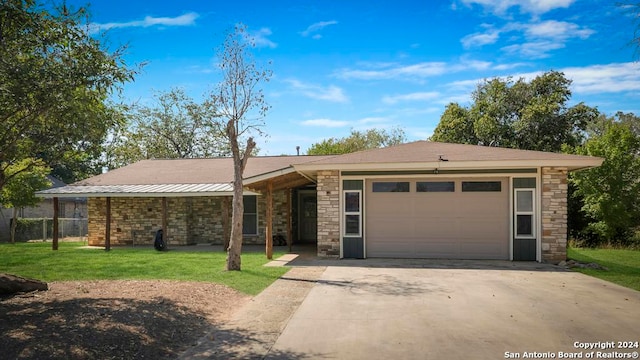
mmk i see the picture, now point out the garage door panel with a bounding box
[413,219,459,238]
[366,178,509,259]
[459,219,507,238]
[367,218,415,237]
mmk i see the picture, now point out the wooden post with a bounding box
[287,188,292,253]
[162,197,168,248]
[105,197,111,251]
[52,197,59,250]
[222,197,231,251]
[265,181,273,259]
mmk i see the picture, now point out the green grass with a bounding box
[567,247,640,292]
[0,242,289,295]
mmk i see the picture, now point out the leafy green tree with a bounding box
[208,24,272,271]
[570,121,640,245]
[429,104,477,145]
[0,159,51,243]
[0,0,136,188]
[431,71,599,152]
[105,88,229,169]
[307,128,407,155]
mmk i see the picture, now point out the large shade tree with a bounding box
[569,113,640,245]
[430,71,599,152]
[209,24,271,271]
[105,88,228,169]
[307,127,407,155]
[0,0,136,193]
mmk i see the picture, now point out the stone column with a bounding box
[316,170,340,257]
[541,167,568,263]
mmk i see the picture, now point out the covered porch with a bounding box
[38,170,321,258]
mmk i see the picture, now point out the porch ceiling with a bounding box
[246,171,314,193]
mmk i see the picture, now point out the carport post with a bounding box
[265,180,273,259]
[162,197,168,248]
[52,197,59,250]
[105,197,111,251]
[287,188,292,253]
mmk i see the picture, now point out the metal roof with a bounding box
[36,183,259,198]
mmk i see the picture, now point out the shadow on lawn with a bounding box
[0,294,307,360]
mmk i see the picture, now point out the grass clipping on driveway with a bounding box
[568,247,640,291]
[0,242,288,295]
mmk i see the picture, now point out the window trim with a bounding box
[242,195,259,236]
[462,181,502,192]
[514,188,535,239]
[343,190,362,237]
[416,181,455,193]
[372,181,410,193]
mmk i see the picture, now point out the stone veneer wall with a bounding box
[87,191,289,247]
[541,167,569,263]
[316,170,340,257]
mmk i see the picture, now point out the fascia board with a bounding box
[293,158,603,172]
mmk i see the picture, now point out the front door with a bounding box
[298,192,317,243]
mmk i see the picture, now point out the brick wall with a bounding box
[316,170,340,257]
[87,191,289,247]
[541,167,569,263]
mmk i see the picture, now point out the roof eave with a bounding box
[243,166,297,185]
[293,158,604,172]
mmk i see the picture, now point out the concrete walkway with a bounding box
[178,262,326,359]
[179,255,640,360]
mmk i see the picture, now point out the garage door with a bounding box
[365,178,509,259]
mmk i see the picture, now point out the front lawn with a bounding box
[567,247,640,292]
[0,242,289,295]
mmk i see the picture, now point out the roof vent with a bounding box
[438,154,448,161]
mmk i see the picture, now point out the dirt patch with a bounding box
[0,280,250,359]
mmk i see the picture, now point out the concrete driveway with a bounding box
[267,261,640,360]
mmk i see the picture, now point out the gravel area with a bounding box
[0,280,250,359]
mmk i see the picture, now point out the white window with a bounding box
[514,189,535,238]
[344,190,362,237]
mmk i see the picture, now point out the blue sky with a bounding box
[71,0,639,155]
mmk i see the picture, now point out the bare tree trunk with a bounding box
[225,119,256,271]
[10,207,17,244]
[226,162,244,270]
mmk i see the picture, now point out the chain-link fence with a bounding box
[11,218,88,242]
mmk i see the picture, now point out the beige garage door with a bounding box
[365,178,509,259]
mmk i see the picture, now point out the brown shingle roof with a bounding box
[302,141,598,165]
[70,141,601,188]
[74,155,332,186]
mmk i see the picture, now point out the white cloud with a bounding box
[90,12,199,33]
[286,79,349,103]
[459,0,574,16]
[250,28,277,48]
[336,62,450,80]
[358,117,389,124]
[301,118,349,127]
[563,63,640,94]
[336,60,509,81]
[461,29,501,48]
[382,92,441,104]
[501,41,565,58]
[445,62,640,96]
[524,20,594,41]
[300,20,338,38]
[463,20,594,58]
